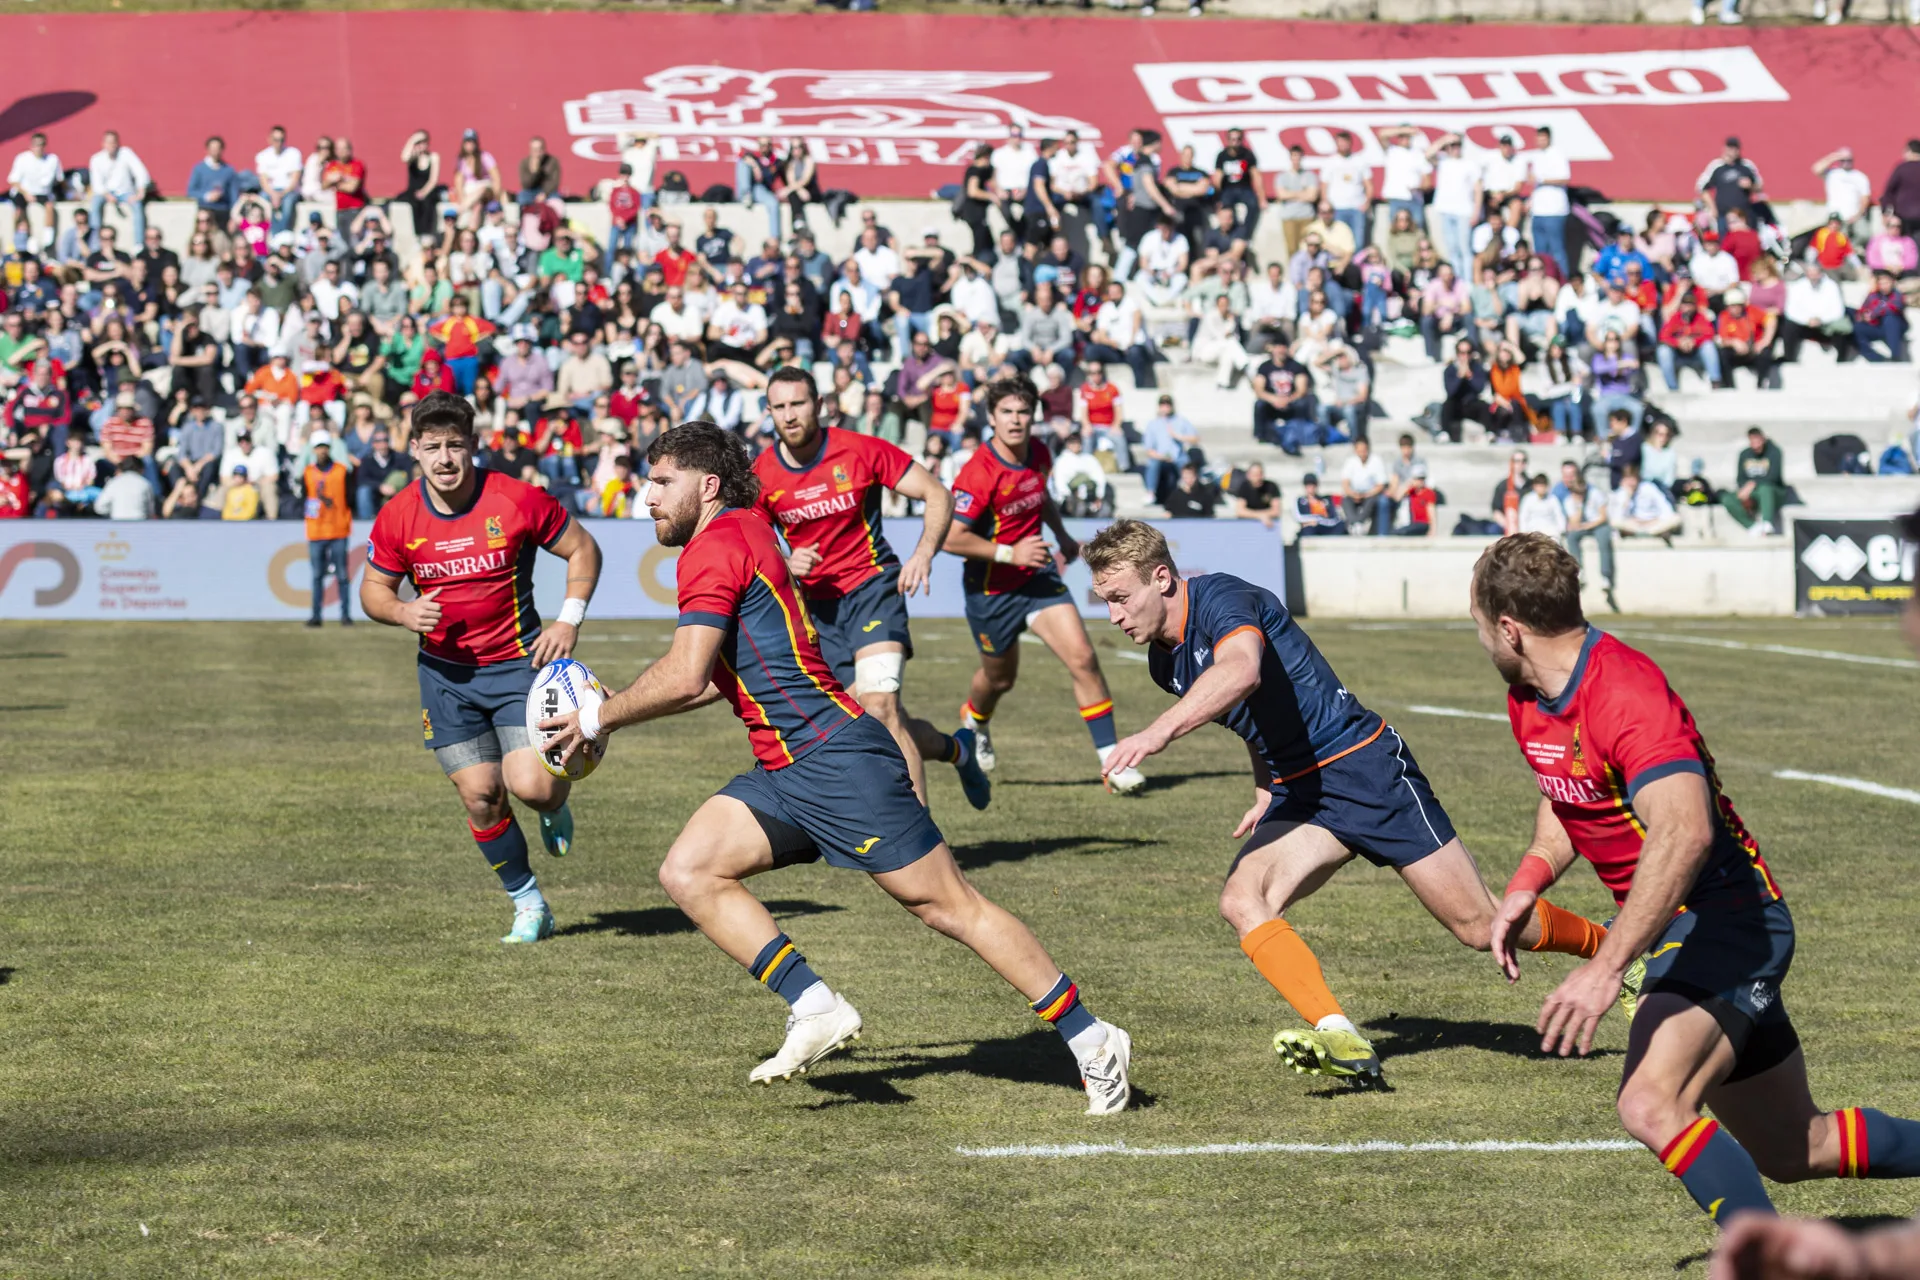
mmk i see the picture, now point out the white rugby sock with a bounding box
[509,879,545,911]
[1067,1020,1110,1066]
[1315,1013,1359,1036]
[792,981,836,1019]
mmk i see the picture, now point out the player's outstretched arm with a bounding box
[1492,798,1582,982]
[1038,493,1079,564]
[360,567,441,634]
[1230,741,1275,839]
[1538,773,1714,1057]
[1105,629,1264,779]
[538,623,726,765]
[890,462,953,597]
[944,517,1051,570]
[529,520,603,666]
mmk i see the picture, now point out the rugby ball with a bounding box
[526,658,612,781]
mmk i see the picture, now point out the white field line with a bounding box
[1399,703,1508,723]
[1614,631,1919,671]
[1772,770,1920,806]
[957,1139,1641,1159]
[1112,650,1150,663]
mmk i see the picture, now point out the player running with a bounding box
[1086,520,1607,1086]
[537,423,1131,1111]
[947,375,1143,793]
[753,366,990,810]
[1475,533,1920,1226]
[360,391,603,944]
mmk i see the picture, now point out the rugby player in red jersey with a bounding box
[536,423,1132,1110]
[947,375,1142,793]
[753,367,989,810]
[360,391,603,944]
[1474,534,1920,1227]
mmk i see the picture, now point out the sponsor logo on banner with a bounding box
[1137,48,1788,167]
[565,65,1098,167]
[0,541,81,606]
[1794,518,1914,614]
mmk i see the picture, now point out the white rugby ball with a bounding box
[527,658,611,781]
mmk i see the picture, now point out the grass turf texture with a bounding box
[3,615,1918,1276]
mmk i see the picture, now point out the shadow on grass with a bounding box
[1364,1014,1619,1062]
[801,1030,1156,1110]
[0,967,13,985]
[0,705,65,713]
[0,652,65,661]
[554,899,843,940]
[950,835,1158,871]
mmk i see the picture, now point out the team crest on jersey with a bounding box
[485,515,507,548]
[422,709,434,741]
[955,491,976,515]
[1569,724,1588,777]
[978,632,995,653]
[832,463,852,492]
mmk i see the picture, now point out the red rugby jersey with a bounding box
[678,507,864,768]
[366,469,571,666]
[751,427,913,600]
[950,437,1054,596]
[1507,628,1778,909]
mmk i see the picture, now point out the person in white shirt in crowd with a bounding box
[948,259,1000,332]
[957,317,1013,383]
[1191,291,1250,388]
[687,370,750,434]
[828,260,883,334]
[1516,471,1567,536]
[7,132,63,250]
[1244,260,1296,355]
[1048,429,1109,511]
[1133,214,1190,305]
[219,429,281,519]
[649,285,705,345]
[1524,125,1573,276]
[1377,125,1433,240]
[1780,261,1855,363]
[95,455,156,520]
[1688,229,1743,305]
[252,125,304,236]
[990,126,1039,238]
[309,258,358,321]
[706,280,768,363]
[1049,129,1102,230]
[1479,131,1529,212]
[1338,435,1392,535]
[1428,132,1483,274]
[87,130,151,247]
[1320,130,1374,254]
[1086,278,1159,389]
[1556,462,1616,608]
[1608,467,1682,538]
[1588,278,1644,350]
[851,226,901,294]
[1812,146,1874,244]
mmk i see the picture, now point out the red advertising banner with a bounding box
[0,13,1913,203]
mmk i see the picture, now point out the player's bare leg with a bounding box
[1218,822,1381,1082]
[449,760,552,942]
[1708,1043,1920,1190]
[503,746,575,859]
[849,640,985,809]
[872,844,1132,1113]
[961,647,1020,771]
[1028,603,1140,792]
[1397,839,1587,956]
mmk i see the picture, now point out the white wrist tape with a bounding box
[557,597,588,627]
[994,543,1015,564]
[576,702,602,743]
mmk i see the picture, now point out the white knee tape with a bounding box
[853,652,905,695]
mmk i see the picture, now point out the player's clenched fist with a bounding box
[1005,535,1054,570]
[399,588,443,635]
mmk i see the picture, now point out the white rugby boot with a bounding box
[749,994,863,1085]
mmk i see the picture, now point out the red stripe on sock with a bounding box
[470,815,514,842]
[1660,1119,1719,1177]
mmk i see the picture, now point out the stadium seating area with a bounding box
[2,127,1916,545]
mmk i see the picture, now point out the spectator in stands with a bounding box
[1293,473,1343,536]
[1250,335,1313,448]
[96,454,155,520]
[1164,461,1220,519]
[221,429,278,519]
[1339,436,1391,535]
[516,137,561,207]
[1085,277,1157,389]
[87,130,150,246]
[1230,464,1282,529]
[1526,126,1573,275]
[1780,261,1854,362]
[1814,146,1874,243]
[1558,465,1614,603]
[1865,215,1918,279]
[1438,338,1493,442]
[1316,344,1371,443]
[1689,229,1741,308]
[1609,467,1682,539]
[1392,462,1438,537]
[451,131,503,229]
[1271,145,1320,261]
[1715,288,1777,388]
[1639,420,1680,496]
[1048,430,1108,516]
[1420,261,1470,361]
[7,133,61,250]
[1696,135,1762,236]
[1321,131,1372,255]
[1587,330,1643,432]
[1657,292,1723,389]
[187,136,240,231]
[1884,139,1920,234]
[1854,270,1911,362]
[1517,471,1567,537]
[1720,426,1786,535]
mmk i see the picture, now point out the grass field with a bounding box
[4,613,1919,1277]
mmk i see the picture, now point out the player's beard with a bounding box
[1489,647,1525,685]
[653,491,701,547]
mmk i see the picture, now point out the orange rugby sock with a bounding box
[1239,918,1344,1027]
[1527,899,1607,959]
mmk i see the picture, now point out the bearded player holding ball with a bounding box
[361,390,603,945]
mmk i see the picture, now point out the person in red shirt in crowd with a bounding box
[1657,293,1724,391]
[3,360,69,442]
[97,385,156,478]
[362,391,602,944]
[927,367,969,443]
[1660,269,1710,324]
[529,394,585,486]
[605,162,643,269]
[1714,288,1776,389]
[820,290,862,351]
[300,361,348,423]
[1808,212,1855,275]
[323,137,368,232]
[1620,261,1659,318]
[1397,463,1438,536]
[0,453,28,517]
[427,293,496,396]
[1720,208,1763,281]
[653,221,696,287]
[412,348,456,400]
[1074,360,1124,462]
[608,363,648,426]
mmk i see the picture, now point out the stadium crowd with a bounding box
[1,123,1915,549]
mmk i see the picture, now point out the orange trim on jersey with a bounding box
[756,571,863,721]
[1214,624,1266,652]
[718,651,794,766]
[1274,721,1386,786]
[1168,577,1190,644]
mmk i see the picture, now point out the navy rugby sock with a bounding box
[472,813,541,909]
[1836,1108,1920,1178]
[1659,1118,1774,1223]
[749,933,828,1009]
